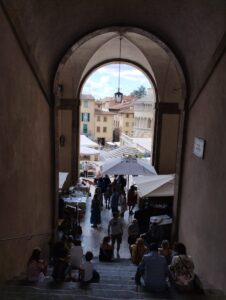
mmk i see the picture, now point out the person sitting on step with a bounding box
[135,243,169,292]
[52,240,71,282]
[127,219,140,247]
[130,237,148,265]
[79,251,100,283]
[158,240,173,265]
[99,236,114,262]
[169,242,195,291]
[70,239,83,280]
[27,248,48,283]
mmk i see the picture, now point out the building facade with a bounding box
[133,88,155,138]
[95,109,115,145]
[80,94,95,139]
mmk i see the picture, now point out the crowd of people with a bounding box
[27,237,100,283]
[26,238,196,293]
[26,173,199,294]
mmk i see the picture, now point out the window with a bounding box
[83,100,88,108]
[97,126,100,132]
[82,112,90,122]
[148,118,151,128]
[83,124,88,134]
[126,114,129,118]
[97,116,100,121]
[103,116,107,122]
[126,122,129,127]
[103,127,107,133]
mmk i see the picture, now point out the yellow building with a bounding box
[110,98,134,140]
[95,109,115,145]
[118,108,134,136]
[80,94,95,139]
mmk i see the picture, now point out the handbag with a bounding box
[179,255,193,279]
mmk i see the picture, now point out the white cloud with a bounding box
[82,64,152,98]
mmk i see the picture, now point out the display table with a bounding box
[150,214,172,225]
[63,196,87,212]
[149,214,173,241]
[70,184,90,196]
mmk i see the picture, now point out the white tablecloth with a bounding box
[63,196,87,204]
[150,214,172,225]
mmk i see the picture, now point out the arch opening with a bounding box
[54,27,187,238]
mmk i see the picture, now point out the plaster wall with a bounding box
[179,52,226,293]
[58,110,72,172]
[0,7,52,279]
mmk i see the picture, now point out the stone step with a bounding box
[1,258,221,300]
[1,281,224,300]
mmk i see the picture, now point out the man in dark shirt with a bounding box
[135,243,169,292]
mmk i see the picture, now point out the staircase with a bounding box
[0,259,226,300]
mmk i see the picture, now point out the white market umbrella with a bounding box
[133,174,175,197]
[101,157,157,176]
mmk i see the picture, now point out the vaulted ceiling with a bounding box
[2,0,225,105]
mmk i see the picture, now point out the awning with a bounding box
[80,135,99,147]
[59,172,68,188]
[133,174,175,197]
[80,146,100,155]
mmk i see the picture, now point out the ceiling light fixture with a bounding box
[114,35,123,104]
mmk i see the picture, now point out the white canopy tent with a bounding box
[133,174,175,197]
[59,172,69,188]
[80,146,100,155]
[80,135,99,148]
[99,146,142,161]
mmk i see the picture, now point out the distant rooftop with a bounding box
[81,94,95,100]
[95,108,115,115]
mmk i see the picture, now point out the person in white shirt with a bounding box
[79,251,99,282]
[83,161,89,178]
[70,240,83,269]
[108,212,123,258]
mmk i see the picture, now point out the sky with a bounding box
[82,64,152,99]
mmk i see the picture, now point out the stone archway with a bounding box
[53,27,187,231]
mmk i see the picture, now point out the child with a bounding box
[79,251,100,282]
[27,248,47,282]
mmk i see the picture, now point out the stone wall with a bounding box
[0,7,53,279]
[179,51,226,293]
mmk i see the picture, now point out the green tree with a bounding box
[130,85,147,98]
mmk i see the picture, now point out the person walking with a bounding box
[108,212,123,258]
[110,187,120,213]
[120,190,127,218]
[127,185,138,215]
[90,193,101,228]
[83,161,89,178]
